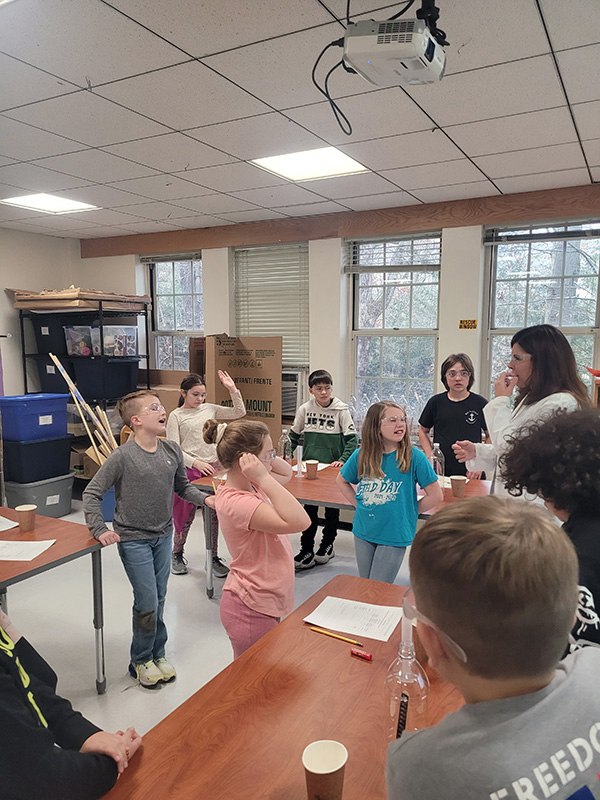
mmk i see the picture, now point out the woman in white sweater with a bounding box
[166,370,246,576]
[453,325,590,498]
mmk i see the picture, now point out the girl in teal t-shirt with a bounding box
[337,401,442,583]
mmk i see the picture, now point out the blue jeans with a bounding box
[354,537,407,584]
[118,535,172,664]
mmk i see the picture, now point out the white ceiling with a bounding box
[0,0,598,240]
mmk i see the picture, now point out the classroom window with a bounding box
[234,242,309,366]
[486,222,600,396]
[346,234,441,427]
[149,256,203,370]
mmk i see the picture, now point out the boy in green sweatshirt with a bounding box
[290,369,358,570]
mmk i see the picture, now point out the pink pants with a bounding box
[220,589,279,659]
[173,465,219,557]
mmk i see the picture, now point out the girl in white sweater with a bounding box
[166,370,246,576]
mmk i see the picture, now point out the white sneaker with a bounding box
[129,660,164,688]
[154,657,177,682]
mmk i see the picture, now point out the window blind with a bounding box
[343,232,441,274]
[234,242,309,366]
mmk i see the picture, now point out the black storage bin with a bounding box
[33,315,70,354]
[73,357,139,399]
[3,435,73,483]
[36,355,74,393]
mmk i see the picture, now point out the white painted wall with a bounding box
[202,247,234,336]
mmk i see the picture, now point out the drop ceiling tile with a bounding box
[105,201,195,221]
[474,143,586,179]
[179,162,286,193]
[217,209,288,223]
[0,0,185,87]
[0,157,15,168]
[69,209,150,226]
[0,54,80,113]
[340,190,417,211]
[74,226,134,237]
[107,174,211,201]
[186,113,326,160]
[33,150,159,184]
[323,0,415,17]
[165,215,234,229]
[0,115,86,161]
[5,92,170,148]
[446,107,578,157]
[96,62,271,130]
[0,163,91,193]
[24,214,103,231]
[284,89,433,146]
[296,171,398,199]
[102,133,234,173]
[556,45,600,104]
[582,139,600,166]
[540,0,600,50]
[0,220,71,237]
[340,130,464,171]
[51,184,148,208]
[203,23,378,111]
[412,181,500,204]
[169,195,261,214]
[572,101,600,141]
[279,200,350,216]
[382,159,485,190]
[104,0,336,58]
[404,55,564,127]
[592,166,600,181]
[494,168,591,194]
[0,181,26,199]
[231,184,325,206]
[114,220,189,233]
[0,203,46,222]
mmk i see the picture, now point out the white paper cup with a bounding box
[302,740,348,800]
[15,504,37,532]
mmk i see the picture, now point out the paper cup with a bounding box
[305,460,319,480]
[15,504,37,532]
[302,740,347,800]
[450,476,467,498]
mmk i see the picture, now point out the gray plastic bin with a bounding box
[5,472,75,518]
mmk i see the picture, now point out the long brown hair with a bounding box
[511,325,590,408]
[358,402,412,479]
[178,373,205,407]
[203,418,269,468]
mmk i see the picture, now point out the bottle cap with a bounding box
[281,428,287,433]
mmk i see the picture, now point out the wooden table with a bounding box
[106,574,463,800]
[0,508,106,693]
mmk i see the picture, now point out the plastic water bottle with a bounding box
[431,442,445,479]
[296,433,304,478]
[385,640,430,741]
[277,429,292,463]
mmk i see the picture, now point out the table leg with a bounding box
[91,549,106,694]
[203,502,214,599]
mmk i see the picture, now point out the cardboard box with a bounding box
[70,442,100,479]
[151,385,182,418]
[205,335,282,444]
[189,337,206,376]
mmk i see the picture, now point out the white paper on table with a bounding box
[303,596,403,642]
[0,540,56,561]
[0,516,18,532]
[297,462,330,473]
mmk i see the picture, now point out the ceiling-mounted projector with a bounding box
[343,18,446,87]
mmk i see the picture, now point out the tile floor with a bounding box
[5,501,411,737]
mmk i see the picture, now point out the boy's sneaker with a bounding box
[212,556,229,578]
[154,657,177,682]
[314,543,335,565]
[129,660,164,688]
[171,552,188,575]
[294,550,316,571]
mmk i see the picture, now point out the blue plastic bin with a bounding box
[101,486,116,522]
[0,394,69,441]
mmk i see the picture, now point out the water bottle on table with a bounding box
[277,429,292,463]
[430,442,445,484]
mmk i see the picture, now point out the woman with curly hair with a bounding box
[501,407,600,648]
[452,324,590,497]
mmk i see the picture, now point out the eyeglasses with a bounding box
[446,370,469,379]
[312,385,332,393]
[260,449,277,463]
[509,353,532,363]
[138,402,165,415]
[382,415,407,425]
[403,596,467,663]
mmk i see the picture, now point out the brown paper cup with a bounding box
[302,740,348,800]
[450,476,467,498]
[15,504,37,532]
[305,460,319,480]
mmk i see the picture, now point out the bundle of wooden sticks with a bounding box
[49,352,118,465]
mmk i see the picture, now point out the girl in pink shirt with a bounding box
[204,419,310,658]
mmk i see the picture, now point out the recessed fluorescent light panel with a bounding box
[0,193,98,214]
[250,147,369,181]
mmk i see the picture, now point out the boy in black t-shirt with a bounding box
[418,353,487,477]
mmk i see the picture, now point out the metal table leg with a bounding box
[91,549,106,694]
[203,502,214,599]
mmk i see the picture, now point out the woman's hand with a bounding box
[452,440,476,463]
[80,727,142,774]
[238,453,270,484]
[193,459,215,476]
[466,470,482,480]
[218,370,238,394]
[494,371,518,398]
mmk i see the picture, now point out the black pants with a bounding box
[300,504,340,552]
